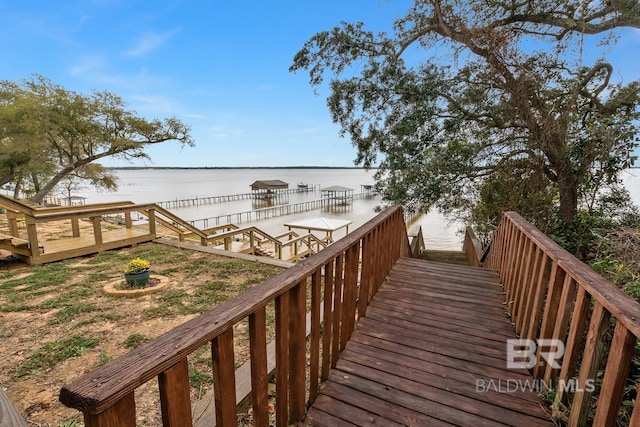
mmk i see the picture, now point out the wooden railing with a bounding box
[2,200,162,265]
[59,205,414,426]
[206,226,329,261]
[483,211,640,426]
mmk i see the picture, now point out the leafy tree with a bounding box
[290,0,640,229]
[0,75,193,203]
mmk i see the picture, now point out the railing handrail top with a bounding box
[503,211,640,338]
[281,233,327,246]
[29,202,153,220]
[59,205,404,415]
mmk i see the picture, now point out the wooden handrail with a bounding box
[483,211,640,427]
[59,205,412,426]
[462,226,483,267]
[408,226,425,258]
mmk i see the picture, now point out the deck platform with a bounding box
[303,257,554,426]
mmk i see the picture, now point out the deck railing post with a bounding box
[568,302,611,426]
[158,359,193,426]
[516,245,541,336]
[147,209,156,237]
[340,243,360,349]
[249,308,269,427]
[333,253,345,356]
[309,268,322,402]
[556,287,591,404]
[71,217,81,237]
[533,263,565,379]
[25,219,40,263]
[91,216,103,250]
[512,239,534,330]
[321,260,335,381]
[591,322,636,427]
[84,392,136,427]
[211,328,237,426]
[275,291,290,427]
[358,232,373,318]
[288,281,307,423]
[544,275,578,384]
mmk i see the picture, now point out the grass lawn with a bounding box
[0,242,284,426]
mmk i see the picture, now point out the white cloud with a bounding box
[124,27,181,57]
[69,56,106,75]
[130,93,178,114]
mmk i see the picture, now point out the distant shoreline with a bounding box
[108,166,375,170]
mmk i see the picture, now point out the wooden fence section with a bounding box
[59,206,414,426]
[483,211,640,426]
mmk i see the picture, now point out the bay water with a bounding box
[72,168,640,251]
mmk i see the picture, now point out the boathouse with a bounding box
[321,185,354,210]
[250,179,289,199]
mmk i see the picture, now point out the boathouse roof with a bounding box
[250,180,289,191]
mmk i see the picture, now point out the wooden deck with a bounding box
[303,257,554,426]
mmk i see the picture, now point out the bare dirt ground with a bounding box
[0,218,284,426]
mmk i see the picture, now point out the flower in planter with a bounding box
[124,257,150,274]
[124,258,151,287]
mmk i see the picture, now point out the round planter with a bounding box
[103,275,169,298]
[124,269,151,287]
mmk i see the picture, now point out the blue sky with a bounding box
[1,1,639,168]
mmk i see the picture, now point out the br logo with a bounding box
[506,339,565,369]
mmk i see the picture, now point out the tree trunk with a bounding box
[557,177,578,224]
[30,168,73,204]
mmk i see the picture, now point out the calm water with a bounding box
[72,168,640,251]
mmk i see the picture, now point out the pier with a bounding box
[155,186,319,209]
[186,192,376,229]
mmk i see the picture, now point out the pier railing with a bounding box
[155,186,319,209]
[483,211,640,426]
[186,192,376,229]
[59,205,415,426]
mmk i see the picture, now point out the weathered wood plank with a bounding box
[158,359,192,427]
[336,357,551,426]
[367,296,515,337]
[304,259,554,426]
[211,329,236,427]
[248,309,269,427]
[321,260,334,382]
[309,269,322,402]
[592,321,636,427]
[317,378,454,427]
[275,292,289,427]
[568,302,611,427]
[288,281,306,423]
[85,392,136,427]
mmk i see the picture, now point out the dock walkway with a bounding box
[303,257,554,426]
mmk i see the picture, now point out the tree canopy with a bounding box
[0,75,193,203]
[290,0,640,232]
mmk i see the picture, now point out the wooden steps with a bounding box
[302,258,554,426]
[422,249,469,265]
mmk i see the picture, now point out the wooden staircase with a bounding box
[253,245,276,258]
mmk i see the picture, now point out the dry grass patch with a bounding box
[0,242,283,426]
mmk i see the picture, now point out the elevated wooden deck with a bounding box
[303,257,554,426]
